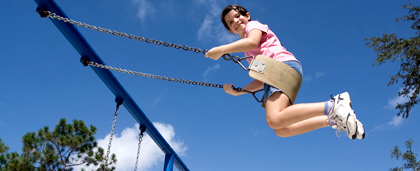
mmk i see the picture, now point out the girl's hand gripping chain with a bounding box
[205,47,224,60]
[223,84,245,96]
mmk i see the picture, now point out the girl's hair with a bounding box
[221,4,251,31]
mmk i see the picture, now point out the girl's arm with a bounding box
[224,79,264,96]
[205,29,262,60]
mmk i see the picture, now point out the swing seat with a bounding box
[248,55,302,104]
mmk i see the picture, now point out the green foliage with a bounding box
[390,139,420,171]
[1,139,34,171]
[0,139,8,154]
[0,139,9,171]
[366,2,420,118]
[1,118,116,171]
[4,153,34,171]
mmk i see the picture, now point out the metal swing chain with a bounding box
[40,11,247,66]
[134,126,146,171]
[105,101,122,166]
[86,61,225,88]
[42,11,207,54]
[85,61,265,102]
[39,10,264,101]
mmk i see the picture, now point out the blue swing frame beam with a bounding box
[33,0,188,170]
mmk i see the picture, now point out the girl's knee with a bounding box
[264,93,291,129]
[266,116,284,129]
[274,128,292,138]
[266,110,286,129]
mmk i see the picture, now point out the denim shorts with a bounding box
[261,60,303,108]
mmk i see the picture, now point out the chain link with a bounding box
[134,126,146,171]
[86,61,224,88]
[45,12,209,55]
[105,103,121,166]
[42,11,252,72]
[40,11,263,101]
[84,61,268,102]
[86,61,265,102]
[44,11,247,62]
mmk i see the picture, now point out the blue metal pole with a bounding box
[33,0,188,170]
[164,154,175,171]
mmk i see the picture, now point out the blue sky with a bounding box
[1,0,420,170]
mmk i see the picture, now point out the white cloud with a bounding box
[150,94,163,108]
[370,116,405,132]
[132,0,155,21]
[249,128,266,136]
[151,98,161,107]
[388,116,404,127]
[196,1,238,44]
[197,15,214,41]
[194,0,221,16]
[193,0,206,5]
[386,88,414,109]
[150,88,168,108]
[203,64,221,81]
[197,15,238,44]
[73,122,187,171]
[218,31,239,44]
[387,94,409,109]
[303,76,312,82]
[315,71,325,79]
[303,71,325,82]
[369,90,413,133]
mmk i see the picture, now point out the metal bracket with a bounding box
[36,7,52,18]
[115,96,123,106]
[248,58,266,73]
[80,56,91,67]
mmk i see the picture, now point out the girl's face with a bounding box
[224,9,250,38]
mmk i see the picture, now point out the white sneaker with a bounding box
[353,116,365,139]
[328,92,357,139]
[328,113,365,139]
[328,120,347,137]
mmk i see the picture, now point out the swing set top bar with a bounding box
[33,0,188,170]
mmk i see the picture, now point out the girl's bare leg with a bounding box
[265,92,326,129]
[274,115,329,137]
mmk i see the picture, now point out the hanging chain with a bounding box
[40,11,248,64]
[85,61,265,102]
[86,61,225,88]
[134,126,146,171]
[42,11,207,54]
[105,100,122,166]
[38,10,264,102]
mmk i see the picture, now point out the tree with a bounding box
[3,118,117,171]
[0,138,34,171]
[366,2,420,118]
[0,139,9,171]
[390,139,420,171]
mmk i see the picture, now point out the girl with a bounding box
[205,4,365,139]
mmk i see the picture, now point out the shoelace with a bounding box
[332,121,347,137]
[326,114,347,137]
[325,95,348,137]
